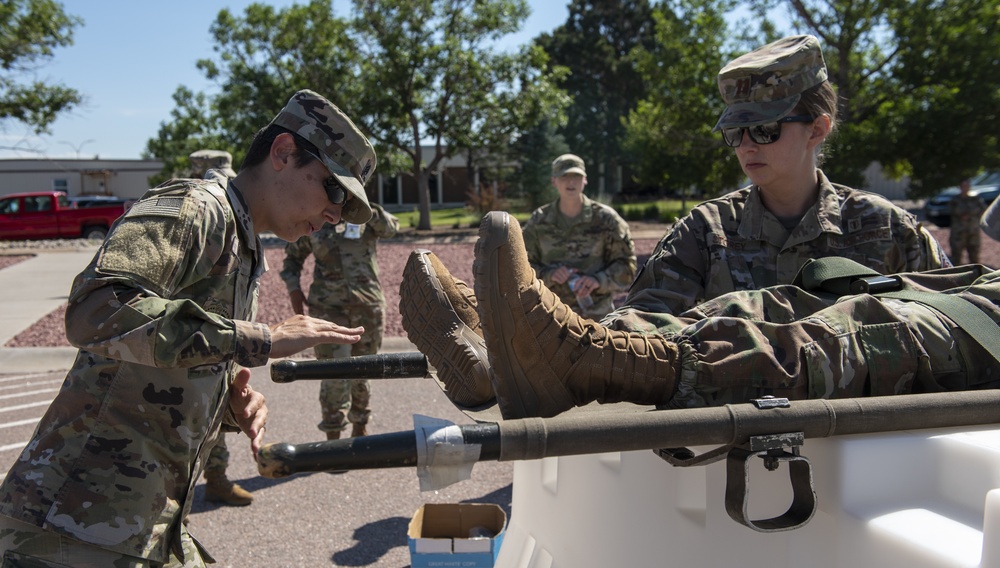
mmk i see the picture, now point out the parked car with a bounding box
[924,171,1000,227]
[68,195,134,210]
[0,191,129,240]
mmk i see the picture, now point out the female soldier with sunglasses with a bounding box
[610,35,950,323]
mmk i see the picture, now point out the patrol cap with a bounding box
[189,149,237,179]
[552,154,587,178]
[713,35,828,131]
[269,89,376,224]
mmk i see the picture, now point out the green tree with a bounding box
[0,0,82,137]
[143,87,230,185]
[623,0,740,197]
[350,0,566,230]
[535,0,657,197]
[514,117,570,209]
[747,0,1000,194]
[144,1,359,181]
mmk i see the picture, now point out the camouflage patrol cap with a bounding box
[270,89,376,224]
[552,154,586,178]
[189,149,237,179]
[713,35,828,131]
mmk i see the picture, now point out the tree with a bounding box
[514,117,570,209]
[142,87,229,184]
[623,0,740,197]
[535,0,657,197]
[144,1,360,180]
[350,0,567,230]
[0,0,82,137]
[746,0,1000,194]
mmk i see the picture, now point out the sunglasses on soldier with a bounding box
[721,115,815,148]
[302,148,348,206]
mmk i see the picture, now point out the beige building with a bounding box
[0,158,164,200]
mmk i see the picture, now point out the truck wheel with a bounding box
[82,226,108,240]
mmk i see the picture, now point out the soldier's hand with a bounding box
[229,367,268,458]
[551,265,575,284]
[574,275,600,297]
[268,314,364,359]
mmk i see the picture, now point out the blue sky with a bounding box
[0,0,568,160]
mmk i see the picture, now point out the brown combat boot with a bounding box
[473,211,680,418]
[204,470,253,506]
[400,249,495,407]
[350,423,368,437]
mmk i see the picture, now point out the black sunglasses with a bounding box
[303,149,348,205]
[721,115,815,148]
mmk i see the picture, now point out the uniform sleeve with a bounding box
[280,236,313,293]
[369,205,400,239]
[982,198,1000,242]
[895,209,952,271]
[591,214,636,292]
[618,213,712,317]
[64,192,271,369]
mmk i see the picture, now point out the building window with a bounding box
[53,179,68,192]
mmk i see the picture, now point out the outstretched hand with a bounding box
[229,367,268,459]
[268,314,364,359]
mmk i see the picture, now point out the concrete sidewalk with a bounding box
[0,249,96,373]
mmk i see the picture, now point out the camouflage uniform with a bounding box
[280,203,399,435]
[617,263,1000,409]
[522,194,636,318]
[0,178,269,565]
[949,193,986,264]
[613,170,951,322]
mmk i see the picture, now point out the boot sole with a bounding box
[400,250,495,407]
[474,213,560,418]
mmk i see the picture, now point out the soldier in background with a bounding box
[281,202,399,443]
[949,178,986,264]
[521,153,636,319]
[189,149,253,507]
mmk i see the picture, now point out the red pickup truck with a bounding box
[0,191,131,240]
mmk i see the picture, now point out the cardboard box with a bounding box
[408,503,506,567]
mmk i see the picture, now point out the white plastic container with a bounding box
[496,426,1000,568]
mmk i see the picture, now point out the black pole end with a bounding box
[271,360,298,383]
[257,442,297,478]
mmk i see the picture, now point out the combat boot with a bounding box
[351,423,368,437]
[400,249,495,407]
[473,211,680,418]
[204,471,253,506]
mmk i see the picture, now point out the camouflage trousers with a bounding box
[0,515,205,567]
[949,228,981,265]
[608,264,1000,409]
[203,433,230,476]
[312,303,384,433]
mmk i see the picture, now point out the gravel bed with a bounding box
[5,222,993,349]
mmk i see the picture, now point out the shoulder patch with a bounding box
[125,196,185,219]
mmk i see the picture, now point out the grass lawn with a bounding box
[391,199,693,229]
